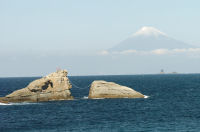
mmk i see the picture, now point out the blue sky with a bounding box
[1,0,200,76]
[1,0,200,51]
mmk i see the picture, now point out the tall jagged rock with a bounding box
[0,70,73,103]
[88,80,145,99]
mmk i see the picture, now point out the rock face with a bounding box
[88,80,145,99]
[0,70,73,103]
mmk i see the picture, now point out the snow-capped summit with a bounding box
[132,26,167,37]
[109,26,195,51]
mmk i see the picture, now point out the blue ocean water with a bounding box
[0,74,200,132]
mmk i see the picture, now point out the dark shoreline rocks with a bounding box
[0,70,73,103]
[88,80,145,99]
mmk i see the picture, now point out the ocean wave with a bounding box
[144,95,150,98]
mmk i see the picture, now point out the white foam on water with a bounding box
[82,96,88,99]
[10,102,38,105]
[0,102,11,105]
[93,98,105,99]
[144,95,150,99]
[0,102,40,106]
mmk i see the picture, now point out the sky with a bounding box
[1,0,200,76]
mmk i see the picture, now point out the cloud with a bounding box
[151,49,169,55]
[120,49,138,55]
[98,50,109,55]
[98,48,200,56]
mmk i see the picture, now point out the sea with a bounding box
[0,74,200,132]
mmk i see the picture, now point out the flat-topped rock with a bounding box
[88,80,145,99]
[0,70,73,103]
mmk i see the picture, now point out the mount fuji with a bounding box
[110,26,196,51]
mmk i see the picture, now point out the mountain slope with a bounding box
[110,26,195,51]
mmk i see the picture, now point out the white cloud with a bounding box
[98,50,109,55]
[188,48,200,52]
[151,49,169,55]
[98,48,200,56]
[172,48,187,53]
[120,49,138,55]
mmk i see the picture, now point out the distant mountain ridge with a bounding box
[110,26,196,51]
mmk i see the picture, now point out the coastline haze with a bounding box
[1,0,200,77]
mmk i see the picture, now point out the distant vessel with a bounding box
[160,70,178,74]
[160,69,165,74]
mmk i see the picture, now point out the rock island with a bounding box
[88,80,145,99]
[0,70,73,103]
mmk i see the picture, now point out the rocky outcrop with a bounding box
[88,80,145,99]
[0,70,73,103]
